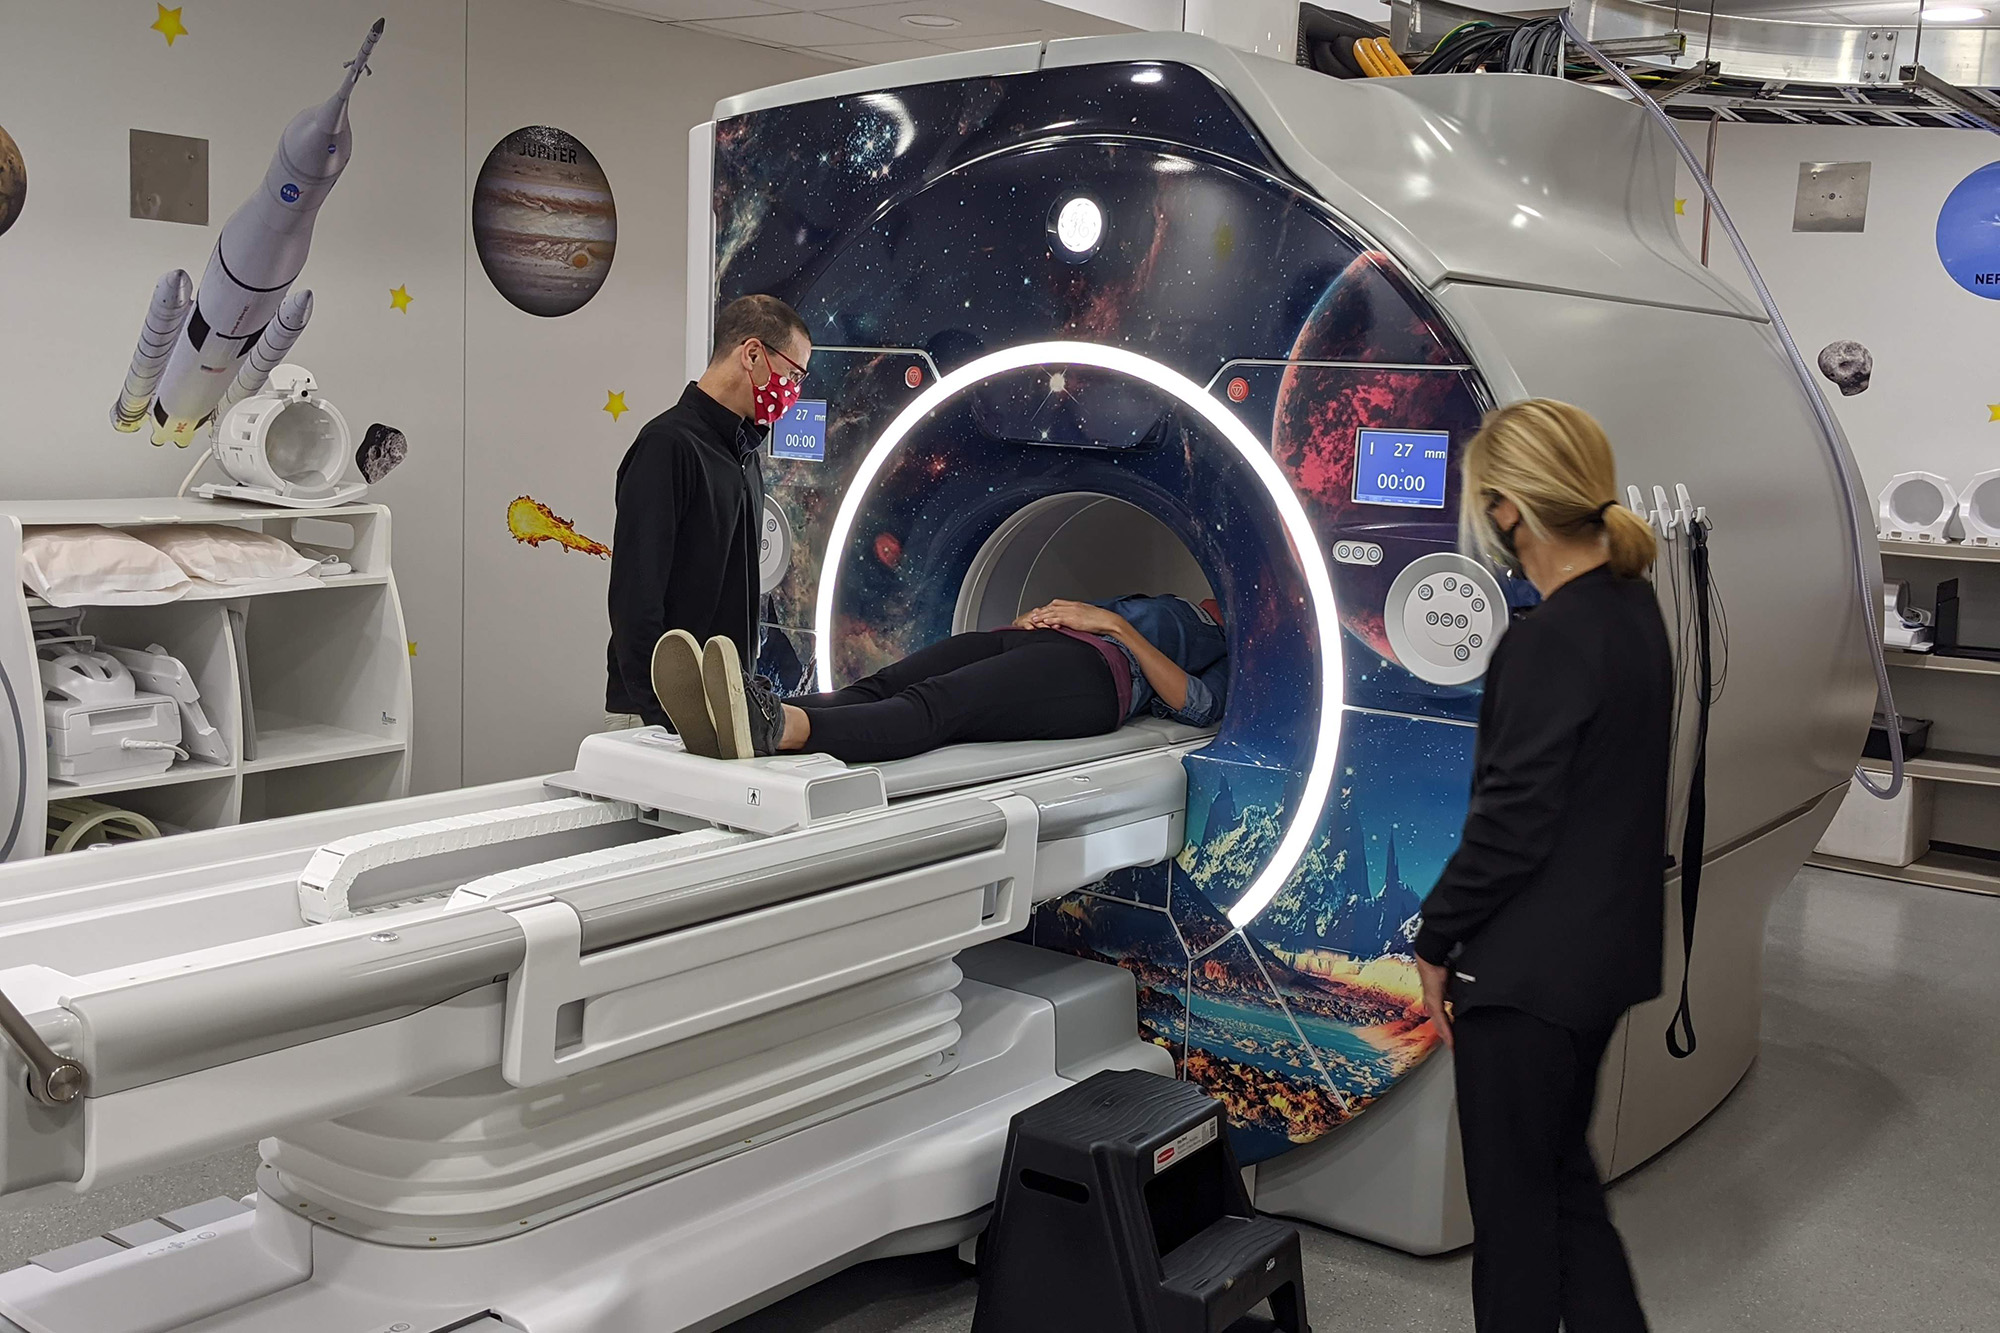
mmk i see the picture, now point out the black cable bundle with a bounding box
[1665,517,1728,1060]
[1415,17,1566,76]
[1296,3,1392,79]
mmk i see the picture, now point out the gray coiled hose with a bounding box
[1563,12,1905,799]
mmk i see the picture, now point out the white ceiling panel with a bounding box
[566,0,1138,70]
[688,11,890,45]
[932,29,1060,49]
[572,0,788,19]
[815,38,962,61]
[830,1,1095,40]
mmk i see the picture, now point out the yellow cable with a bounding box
[1353,38,1388,77]
[1379,40,1415,76]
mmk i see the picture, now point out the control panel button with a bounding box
[1382,552,1509,686]
[1333,541,1384,568]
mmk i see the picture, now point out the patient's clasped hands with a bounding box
[1014,599,1131,639]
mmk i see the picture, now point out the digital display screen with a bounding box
[770,400,827,461]
[1352,429,1450,509]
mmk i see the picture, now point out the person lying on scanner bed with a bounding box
[648,594,1228,763]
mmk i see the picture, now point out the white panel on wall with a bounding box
[1673,124,2000,502]
[458,0,836,786]
[0,0,470,795]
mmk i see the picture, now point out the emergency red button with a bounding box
[905,365,924,389]
[1226,376,1249,403]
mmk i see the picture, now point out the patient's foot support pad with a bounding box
[972,1068,1309,1333]
[554,727,886,834]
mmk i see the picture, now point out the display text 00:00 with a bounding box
[783,431,817,451]
[1376,474,1426,491]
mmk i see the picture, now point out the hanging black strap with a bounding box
[1667,521,1713,1060]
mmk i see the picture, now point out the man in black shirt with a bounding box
[605,295,811,745]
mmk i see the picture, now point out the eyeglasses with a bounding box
[760,343,809,388]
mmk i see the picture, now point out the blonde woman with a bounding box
[1413,400,1668,1332]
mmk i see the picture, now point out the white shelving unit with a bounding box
[1810,538,2000,897]
[0,499,411,859]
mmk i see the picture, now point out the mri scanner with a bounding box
[0,32,1875,1333]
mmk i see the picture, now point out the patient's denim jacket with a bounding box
[1091,594,1229,728]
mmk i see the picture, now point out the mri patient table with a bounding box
[0,721,1208,1333]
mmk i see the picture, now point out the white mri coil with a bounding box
[1877,470,1960,544]
[1956,469,2000,547]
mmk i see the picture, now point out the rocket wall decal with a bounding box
[111,19,384,447]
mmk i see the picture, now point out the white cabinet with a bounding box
[0,500,411,860]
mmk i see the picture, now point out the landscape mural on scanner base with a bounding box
[713,60,1507,1161]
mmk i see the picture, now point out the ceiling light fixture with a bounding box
[901,14,961,28]
[1920,5,1986,19]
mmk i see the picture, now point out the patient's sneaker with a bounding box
[701,636,786,759]
[740,673,786,758]
[649,629,720,758]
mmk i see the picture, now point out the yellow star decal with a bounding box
[604,390,629,421]
[1674,198,1687,215]
[151,5,188,46]
[1989,404,2000,422]
[388,284,413,313]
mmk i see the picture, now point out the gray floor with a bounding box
[732,866,2000,1333]
[5,866,1996,1332]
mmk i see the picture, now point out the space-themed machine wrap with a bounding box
[717,61,1493,1163]
[707,32,1875,1240]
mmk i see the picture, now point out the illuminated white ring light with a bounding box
[814,341,1344,928]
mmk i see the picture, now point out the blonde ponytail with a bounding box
[1601,504,1657,579]
[1459,399,1656,578]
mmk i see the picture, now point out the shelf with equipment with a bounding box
[1884,648,2000,677]
[1858,750,2000,788]
[1876,537,2000,563]
[1,499,411,860]
[1816,541,2000,893]
[1807,848,2000,899]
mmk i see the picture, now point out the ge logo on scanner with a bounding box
[1383,553,1508,686]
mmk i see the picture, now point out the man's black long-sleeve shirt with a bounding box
[1413,565,1672,1033]
[605,383,765,726]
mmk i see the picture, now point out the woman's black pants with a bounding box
[792,628,1119,764]
[1453,1006,1650,1333]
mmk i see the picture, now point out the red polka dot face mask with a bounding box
[750,345,806,426]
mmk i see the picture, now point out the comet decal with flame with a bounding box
[507,496,610,558]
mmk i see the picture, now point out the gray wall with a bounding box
[1674,123,2000,500]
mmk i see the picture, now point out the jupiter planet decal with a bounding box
[473,126,616,317]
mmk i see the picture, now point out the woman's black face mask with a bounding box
[1485,491,1523,564]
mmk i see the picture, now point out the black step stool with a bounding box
[971,1068,1309,1333]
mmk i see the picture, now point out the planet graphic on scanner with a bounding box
[1272,251,1473,665]
[0,124,26,239]
[473,125,616,317]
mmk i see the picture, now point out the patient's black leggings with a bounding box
[794,629,1120,764]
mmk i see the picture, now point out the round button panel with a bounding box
[1382,552,1508,686]
[1333,541,1384,567]
[758,496,792,594]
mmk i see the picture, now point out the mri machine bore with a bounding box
[0,32,1874,1333]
